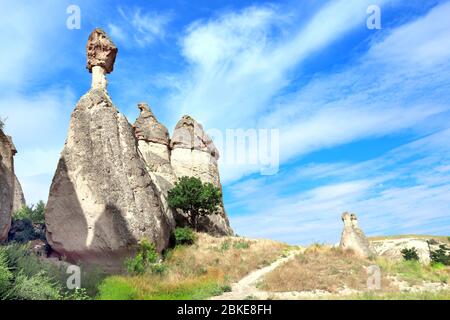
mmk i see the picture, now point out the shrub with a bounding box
[168,176,221,230]
[220,240,230,251]
[125,239,159,275]
[7,271,62,300]
[430,245,450,266]
[14,201,46,224]
[401,247,420,261]
[150,263,167,275]
[64,288,91,300]
[0,244,94,300]
[0,250,13,295]
[233,240,250,250]
[174,227,196,246]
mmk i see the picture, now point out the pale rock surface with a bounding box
[370,237,447,264]
[45,29,171,268]
[0,130,25,242]
[133,103,177,229]
[339,212,374,258]
[171,116,232,235]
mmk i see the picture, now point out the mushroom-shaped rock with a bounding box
[45,29,171,269]
[86,28,118,90]
[170,116,232,236]
[339,212,374,258]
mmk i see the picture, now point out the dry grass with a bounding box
[369,235,450,244]
[163,233,289,282]
[261,245,391,293]
[98,233,289,299]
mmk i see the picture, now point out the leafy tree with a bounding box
[168,176,221,230]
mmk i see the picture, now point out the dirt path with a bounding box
[211,248,305,300]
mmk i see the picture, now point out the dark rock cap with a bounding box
[86,28,118,74]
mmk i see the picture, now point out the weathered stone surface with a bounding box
[339,212,374,258]
[0,130,25,242]
[370,237,448,265]
[86,28,118,74]
[171,116,232,236]
[134,103,177,230]
[0,130,13,242]
[134,103,170,146]
[4,136,26,213]
[45,89,172,268]
[12,174,26,213]
[45,29,171,268]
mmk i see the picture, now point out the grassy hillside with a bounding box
[97,233,289,300]
[369,235,450,243]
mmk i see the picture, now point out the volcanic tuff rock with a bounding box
[45,29,171,268]
[0,130,26,242]
[86,28,118,74]
[371,237,448,265]
[170,116,233,235]
[134,103,177,229]
[339,212,374,258]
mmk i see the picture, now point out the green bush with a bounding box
[401,247,420,261]
[220,240,230,252]
[7,271,62,300]
[174,227,196,246]
[0,244,94,300]
[0,250,13,295]
[430,245,450,266]
[233,240,250,250]
[125,239,159,275]
[168,176,221,230]
[150,263,167,275]
[14,201,46,224]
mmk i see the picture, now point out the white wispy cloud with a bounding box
[159,0,450,184]
[108,7,172,47]
[228,129,450,244]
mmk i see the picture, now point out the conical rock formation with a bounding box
[45,29,171,268]
[170,116,232,235]
[134,103,177,229]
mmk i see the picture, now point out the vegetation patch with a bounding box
[261,245,391,293]
[98,233,288,300]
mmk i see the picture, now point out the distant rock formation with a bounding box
[45,29,171,268]
[134,109,233,236]
[0,130,26,242]
[170,116,233,235]
[371,237,447,265]
[339,212,374,258]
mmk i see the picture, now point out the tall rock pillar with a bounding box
[45,29,171,268]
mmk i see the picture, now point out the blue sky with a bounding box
[1,0,450,245]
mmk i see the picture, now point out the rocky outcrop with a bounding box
[0,130,26,242]
[339,212,374,258]
[45,29,171,269]
[170,116,233,235]
[134,103,177,229]
[370,237,448,265]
